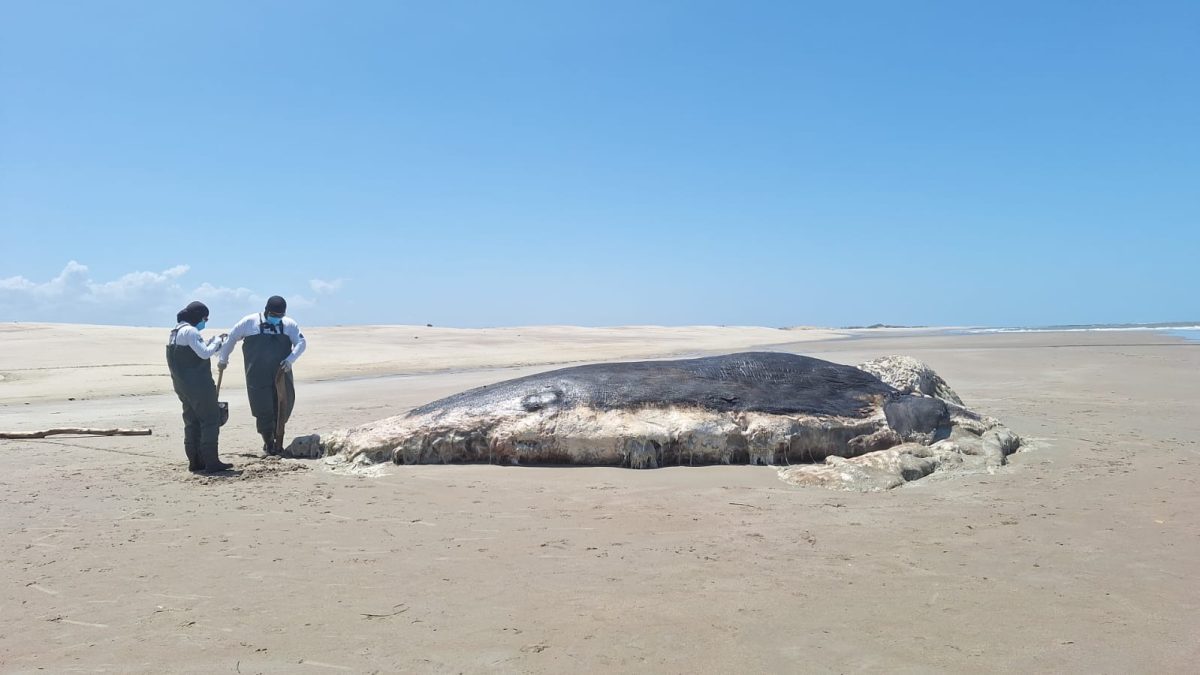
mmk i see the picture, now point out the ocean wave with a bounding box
[958,325,1200,334]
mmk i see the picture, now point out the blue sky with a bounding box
[2,1,1196,328]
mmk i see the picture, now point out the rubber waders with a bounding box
[166,325,230,472]
[242,317,296,454]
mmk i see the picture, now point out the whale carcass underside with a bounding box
[322,352,1023,490]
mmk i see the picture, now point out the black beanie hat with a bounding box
[265,295,287,315]
[176,301,210,327]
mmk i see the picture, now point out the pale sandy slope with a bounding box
[0,323,836,403]
[1,326,1197,673]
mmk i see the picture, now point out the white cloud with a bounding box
[88,265,192,305]
[0,276,36,291]
[288,294,317,309]
[0,261,331,326]
[192,282,262,306]
[309,278,346,295]
[0,261,189,320]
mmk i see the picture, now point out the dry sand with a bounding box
[1,325,1197,673]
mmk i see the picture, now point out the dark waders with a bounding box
[243,317,295,454]
[166,325,224,471]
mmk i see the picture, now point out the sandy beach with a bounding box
[1,325,1197,673]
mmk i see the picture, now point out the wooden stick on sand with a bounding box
[0,428,153,439]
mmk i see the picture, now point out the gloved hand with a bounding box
[280,360,292,373]
[218,361,228,372]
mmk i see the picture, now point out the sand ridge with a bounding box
[0,323,839,404]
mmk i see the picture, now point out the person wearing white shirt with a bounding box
[166,301,233,473]
[218,295,307,455]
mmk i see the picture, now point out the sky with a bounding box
[2,1,1197,328]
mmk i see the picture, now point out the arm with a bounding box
[218,316,255,366]
[183,327,225,360]
[283,320,307,366]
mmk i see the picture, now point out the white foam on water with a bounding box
[959,324,1200,335]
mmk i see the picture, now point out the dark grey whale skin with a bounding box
[409,352,947,434]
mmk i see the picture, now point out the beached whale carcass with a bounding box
[322,352,1023,490]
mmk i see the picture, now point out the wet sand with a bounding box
[1,326,1197,673]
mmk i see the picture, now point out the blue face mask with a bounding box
[196,320,207,331]
[266,316,282,326]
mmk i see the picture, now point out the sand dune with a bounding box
[0,323,838,404]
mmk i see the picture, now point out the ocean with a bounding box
[955,323,1200,343]
[1168,329,1200,343]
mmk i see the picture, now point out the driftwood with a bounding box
[0,428,153,440]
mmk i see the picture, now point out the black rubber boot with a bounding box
[261,432,278,456]
[200,443,233,473]
[185,443,203,472]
